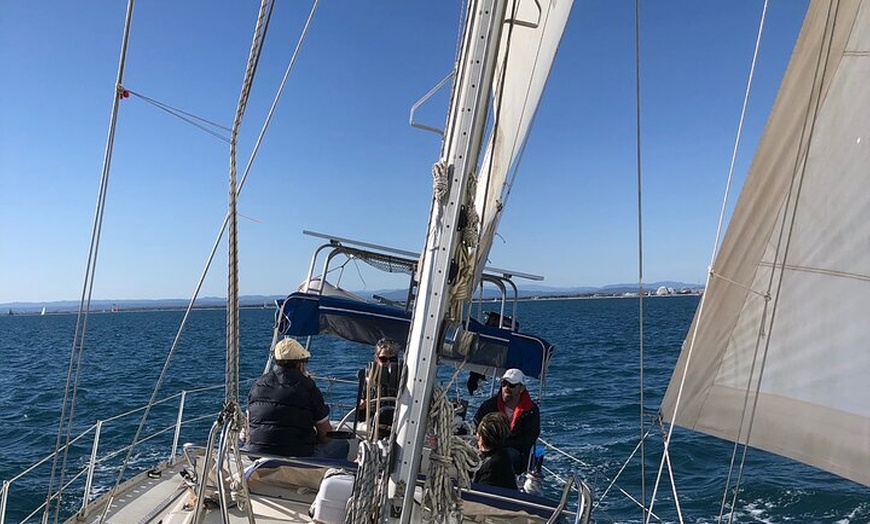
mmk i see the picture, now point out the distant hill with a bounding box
[2,282,702,315]
[2,296,284,315]
[356,281,701,302]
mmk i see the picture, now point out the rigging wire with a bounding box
[633,0,647,517]
[123,88,232,142]
[723,2,838,522]
[75,0,324,521]
[645,2,771,518]
[45,1,136,522]
[645,0,772,518]
[540,428,663,522]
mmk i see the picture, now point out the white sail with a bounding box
[661,0,870,487]
[470,0,573,289]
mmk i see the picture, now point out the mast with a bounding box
[387,1,508,522]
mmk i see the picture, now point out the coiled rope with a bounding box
[433,160,449,203]
[449,173,480,320]
[421,386,480,522]
[345,439,390,524]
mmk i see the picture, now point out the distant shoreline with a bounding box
[4,291,702,316]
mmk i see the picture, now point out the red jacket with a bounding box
[473,390,540,470]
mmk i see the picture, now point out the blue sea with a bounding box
[1,296,867,523]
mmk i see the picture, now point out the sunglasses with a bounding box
[500,380,521,389]
[378,355,398,363]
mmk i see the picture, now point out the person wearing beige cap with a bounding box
[472,368,540,474]
[245,338,348,459]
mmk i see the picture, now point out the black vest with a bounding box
[247,366,321,456]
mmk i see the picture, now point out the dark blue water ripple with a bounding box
[1,298,867,523]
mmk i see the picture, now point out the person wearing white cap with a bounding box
[472,368,540,474]
[245,338,348,459]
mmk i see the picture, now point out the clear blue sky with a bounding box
[0,1,809,303]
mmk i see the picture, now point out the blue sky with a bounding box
[0,1,809,303]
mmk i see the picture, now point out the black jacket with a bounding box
[473,448,518,490]
[246,366,329,457]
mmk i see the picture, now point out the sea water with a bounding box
[1,296,867,523]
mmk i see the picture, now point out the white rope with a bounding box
[347,358,404,524]
[449,174,480,319]
[648,3,771,523]
[433,161,448,203]
[365,363,384,440]
[421,387,480,523]
[346,440,388,524]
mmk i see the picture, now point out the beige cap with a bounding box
[274,338,310,361]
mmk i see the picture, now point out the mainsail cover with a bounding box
[661,0,870,487]
[470,0,573,290]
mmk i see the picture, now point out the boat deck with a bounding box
[71,452,564,524]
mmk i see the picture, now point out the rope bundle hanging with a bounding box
[433,160,449,203]
[448,173,480,320]
[421,387,480,523]
[345,439,389,524]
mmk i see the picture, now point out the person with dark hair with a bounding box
[472,368,540,473]
[372,338,401,398]
[358,338,402,432]
[246,338,348,459]
[473,412,518,490]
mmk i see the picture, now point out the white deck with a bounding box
[70,453,565,524]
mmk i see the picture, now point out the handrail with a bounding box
[2,386,216,524]
[540,474,592,524]
[80,419,103,516]
[2,424,97,486]
[19,461,90,524]
[546,474,575,524]
[2,374,353,524]
[575,479,593,524]
[409,71,455,135]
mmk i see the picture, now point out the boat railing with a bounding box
[546,474,575,524]
[1,384,227,524]
[534,472,592,524]
[299,230,541,318]
[1,373,363,524]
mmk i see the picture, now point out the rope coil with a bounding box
[421,387,480,523]
[346,440,389,524]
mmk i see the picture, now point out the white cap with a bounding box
[274,338,310,361]
[501,368,525,386]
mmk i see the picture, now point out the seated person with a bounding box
[473,412,518,490]
[472,368,540,473]
[358,338,402,426]
[246,338,348,459]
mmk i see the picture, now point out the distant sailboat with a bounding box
[40,306,46,316]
